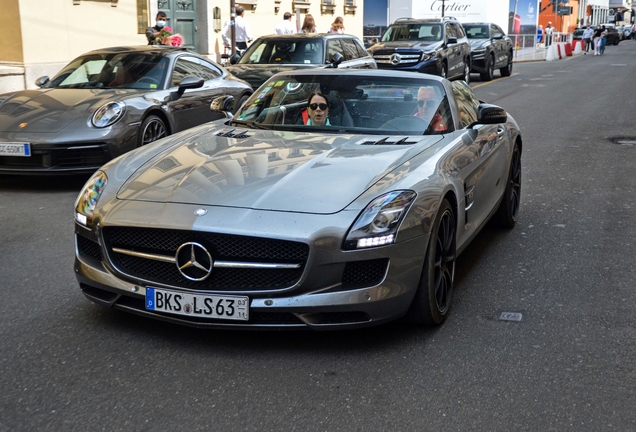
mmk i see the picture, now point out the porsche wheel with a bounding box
[407,199,456,325]
[480,54,495,81]
[234,94,250,114]
[138,115,167,147]
[494,142,521,227]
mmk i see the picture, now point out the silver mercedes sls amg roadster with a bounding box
[74,69,522,330]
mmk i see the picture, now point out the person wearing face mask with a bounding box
[146,11,168,45]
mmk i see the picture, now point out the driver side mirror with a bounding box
[35,76,50,88]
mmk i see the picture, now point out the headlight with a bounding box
[75,170,108,226]
[421,53,434,61]
[344,191,416,250]
[92,101,125,128]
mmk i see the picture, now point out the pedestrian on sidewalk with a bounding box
[593,26,602,55]
[275,12,296,34]
[600,26,607,54]
[537,25,543,47]
[582,26,594,54]
[631,23,636,40]
[545,22,554,47]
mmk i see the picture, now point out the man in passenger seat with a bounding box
[414,86,447,132]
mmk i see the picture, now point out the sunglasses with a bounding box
[308,103,328,111]
[418,100,437,108]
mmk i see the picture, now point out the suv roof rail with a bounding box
[442,16,458,21]
[394,17,413,22]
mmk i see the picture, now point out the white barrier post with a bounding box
[546,44,558,61]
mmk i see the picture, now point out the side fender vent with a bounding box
[215,129,252,139]
[360,137,417,145]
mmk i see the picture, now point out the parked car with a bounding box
[598,24,622,45]
[366,17,471,83]
[74,68,522,330]
[462,22,514,81]
[225,33,376,90]
[0,46,252,175]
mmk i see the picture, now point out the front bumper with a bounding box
[470,52,487,73]
[74,220,430,331]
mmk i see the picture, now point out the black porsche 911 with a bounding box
[0,46,252,175]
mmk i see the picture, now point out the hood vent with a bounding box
[215,129,252,139]
[360,137,417,146]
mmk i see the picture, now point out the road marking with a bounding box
[471,72,519,89]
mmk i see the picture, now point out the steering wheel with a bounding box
[137,77,160,87]
[380,115,432,134]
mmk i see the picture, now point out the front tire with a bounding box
[407,199,457,325]
[494,142,521,227]
[500,52,513,77]
[440,62,448,79]
[462,59,471,84]
[480,54,495,81]
[138,115,168,147]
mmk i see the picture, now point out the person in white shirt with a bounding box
[222,6,253,51]
[275,12,296,34]
[582,26,594,54]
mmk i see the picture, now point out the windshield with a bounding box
[234,73,454,135]
[381,23,442,42]
[463,25,489,39]
[239,39,325,65]
[46,52,169,90]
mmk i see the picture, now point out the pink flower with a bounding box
[164,26,173,33]
[170,35,183,47]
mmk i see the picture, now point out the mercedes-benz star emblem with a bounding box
[390,53,402,65]
[175,242,213,281]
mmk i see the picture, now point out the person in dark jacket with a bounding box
[146,11,167,45]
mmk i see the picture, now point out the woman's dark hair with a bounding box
[307,91,329,108]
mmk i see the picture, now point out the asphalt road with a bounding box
[1,43,635,431]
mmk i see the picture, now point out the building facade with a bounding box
[1,0,364,92]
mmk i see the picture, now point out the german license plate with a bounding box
[0,142,31,157]
[145,287,249,321]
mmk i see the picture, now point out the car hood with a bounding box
[368,41,437,52]
[0,88,138,132]
[468,39,489,48]
[116,129,442,214]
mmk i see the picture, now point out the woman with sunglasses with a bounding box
[414,86,447,132]
[305,92,330,126]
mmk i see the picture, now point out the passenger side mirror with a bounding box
[35,76,50,88]
[493,33,504,40]
[210,95,235,119]
[230,53,241,65]
[176,76,204,97]
[447,36,458,44]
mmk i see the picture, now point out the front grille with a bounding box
[0,145,109,169]
[373,53,421,65]
[342,258,389,287]
[77,235,103,262]
[103,227,309,291]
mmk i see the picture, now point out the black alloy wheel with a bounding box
[480,53,495,81]
[407,199,457,325]
[500,52,513,77]
[138,115,167,147]
[495,142,521,227]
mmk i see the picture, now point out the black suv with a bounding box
[366,17,471,83]
[463,22,514,81]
